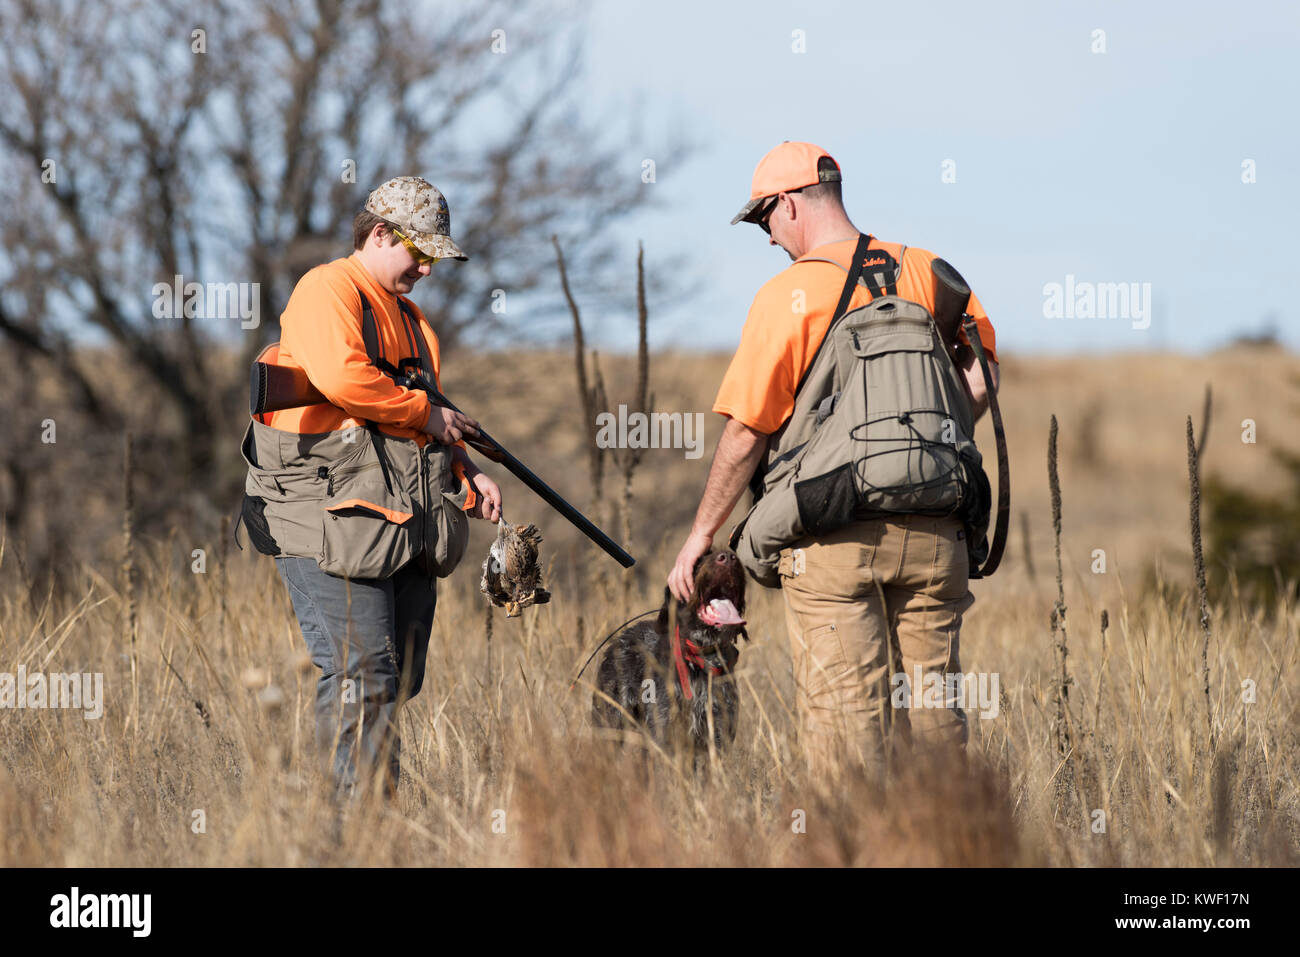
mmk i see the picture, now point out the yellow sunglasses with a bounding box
[390,227,440,267]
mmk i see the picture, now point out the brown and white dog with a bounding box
[591,549,747,753]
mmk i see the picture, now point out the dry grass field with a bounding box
[1,346,1297,866]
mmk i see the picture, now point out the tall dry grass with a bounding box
[0,347,1297,866]
[0,500,1296,866]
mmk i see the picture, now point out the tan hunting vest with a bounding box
[237,292,470,580]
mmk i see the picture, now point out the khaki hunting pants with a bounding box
[778,513,975,783]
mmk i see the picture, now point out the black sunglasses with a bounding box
[756,187,808,235]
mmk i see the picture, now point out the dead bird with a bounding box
[480,519,551,617]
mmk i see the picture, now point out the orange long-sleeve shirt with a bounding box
[262,253,476,509]
[266,254,444,440]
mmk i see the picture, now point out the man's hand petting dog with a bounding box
[594,548,748,755]
[668,529,713,604]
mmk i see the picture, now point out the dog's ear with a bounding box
[657,586,673,629]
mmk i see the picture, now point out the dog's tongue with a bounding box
[699,598,745,627]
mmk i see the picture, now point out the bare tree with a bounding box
[0,0,684,561]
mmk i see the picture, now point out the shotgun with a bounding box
[930,257,1010,578]
[250,356,636,569]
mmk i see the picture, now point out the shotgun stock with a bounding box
[930,257,971,352]
[251,359,327,414]
[249,357,636,569]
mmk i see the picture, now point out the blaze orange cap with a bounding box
[730,141,841,225]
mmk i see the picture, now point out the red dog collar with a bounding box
[672,624,725,700]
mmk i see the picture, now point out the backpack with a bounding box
[731,233,1008,587]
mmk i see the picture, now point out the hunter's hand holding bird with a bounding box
[466,467,502,522]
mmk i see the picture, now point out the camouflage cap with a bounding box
[365,176,468,261]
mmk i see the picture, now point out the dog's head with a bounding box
[662,549,748,664]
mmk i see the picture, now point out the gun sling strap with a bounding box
[960,311,1008,577]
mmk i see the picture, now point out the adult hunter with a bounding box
[239,176,502,799]
[668,142,1003,782]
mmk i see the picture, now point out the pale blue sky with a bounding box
[575,0,1299,355]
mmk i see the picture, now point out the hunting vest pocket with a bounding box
[241,420,327,559]
[319,458,417,580]
[239,493,279,556]
[795,461,857,537]
[240,390,472,580]
[417,443,469,579]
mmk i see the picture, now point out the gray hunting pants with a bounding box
[275,556,437,798]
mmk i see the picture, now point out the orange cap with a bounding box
[730,141,841,225]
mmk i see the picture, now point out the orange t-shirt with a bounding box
[714,237,998,435]
[265,254,444,442]
[262,254,475,508]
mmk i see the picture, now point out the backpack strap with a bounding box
[396,297,437,384]
[870,244,904,296]
[354,290,403,492]
[802,241,904,298]
[359,290,383,365]
[793,233,873,395]
[358,290,438,384]
[748,234,876,501]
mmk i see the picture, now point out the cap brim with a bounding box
[409,230,468,262]
[730,196,767,226]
